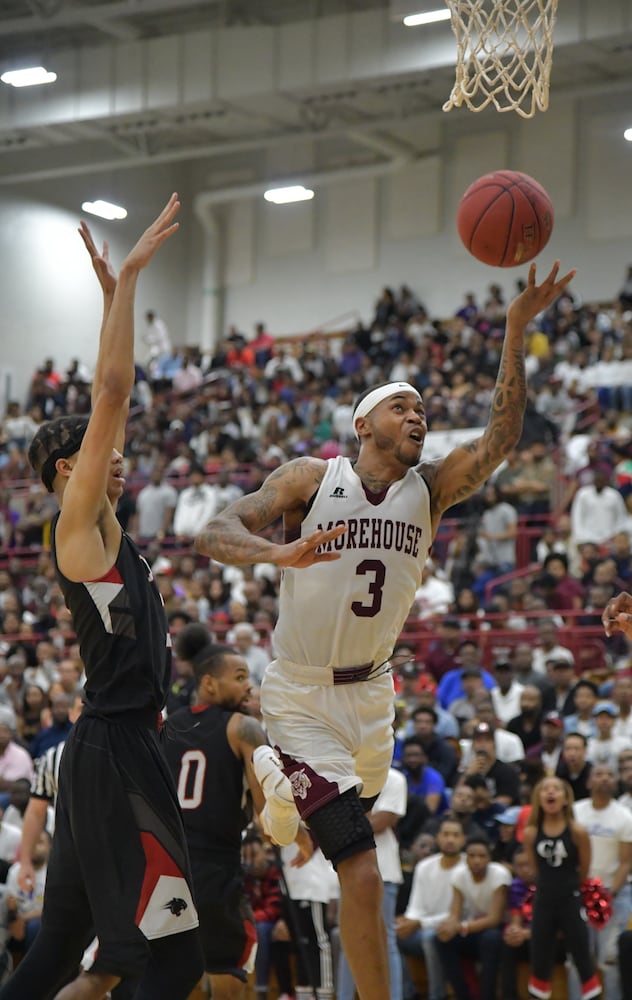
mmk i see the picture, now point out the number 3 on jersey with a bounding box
[351,559,386,617]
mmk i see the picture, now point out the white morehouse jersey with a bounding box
[274,456,432,674]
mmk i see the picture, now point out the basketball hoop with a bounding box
[442,0,559,119]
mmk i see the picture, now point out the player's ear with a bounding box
[354,417,368,440]
[56,457,75,480]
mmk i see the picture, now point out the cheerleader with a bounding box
[522,776,601,1000]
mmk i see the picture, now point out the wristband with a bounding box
[460,921,469,936]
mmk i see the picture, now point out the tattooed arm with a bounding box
[228,712,270,815]
[421,261,576,534]
[195,456,345,568]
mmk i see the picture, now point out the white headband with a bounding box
[352,382,422,440]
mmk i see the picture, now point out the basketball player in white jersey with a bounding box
[195,260,575,1000]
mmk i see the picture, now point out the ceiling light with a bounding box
[1,66,57,88]
[81,200,128,221]
[403,9,452,25]
[263,185,315,205]
[624,128,632,142]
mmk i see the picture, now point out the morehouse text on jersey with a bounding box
[314,517,424,557]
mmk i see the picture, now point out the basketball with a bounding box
[457,170,554,268]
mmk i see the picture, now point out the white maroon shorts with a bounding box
[260,659,395,820]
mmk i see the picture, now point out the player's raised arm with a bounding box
[78,222,127,455]
[195,456,345,568]
[53,195,180,580]
[425,260,576,529]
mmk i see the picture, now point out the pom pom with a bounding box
[581,878,613,929]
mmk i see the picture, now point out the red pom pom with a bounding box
[581,878,613,928]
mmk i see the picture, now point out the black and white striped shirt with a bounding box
[31,741,65,804]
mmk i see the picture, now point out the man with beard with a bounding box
[162,624,310,999]
[507,686,543,752]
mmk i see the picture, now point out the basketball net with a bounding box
[442,0,559,119]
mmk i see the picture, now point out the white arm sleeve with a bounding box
[252,744,299,847]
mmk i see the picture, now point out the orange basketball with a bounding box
[457,170,554,268]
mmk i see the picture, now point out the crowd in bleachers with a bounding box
[1,273,632,996]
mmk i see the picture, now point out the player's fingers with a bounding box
[154,193,180,227]
[545,260,560,283]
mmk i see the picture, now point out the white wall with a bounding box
[219,94,632,338]
[0,163,195,403]
[2,92,632,403]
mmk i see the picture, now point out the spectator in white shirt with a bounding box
[414,560,455,620]
[570,469,628,549]
[435,835,510,1000]
[134,461,177,542]
[490,660,525,726]
[143,309,171,361]
[172,464,217,541]
[396,816,466,1000]
[571,765,632,1000]
[586,702,632,773]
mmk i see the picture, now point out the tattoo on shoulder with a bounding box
[417,460,441,489]
[236,713,266,748]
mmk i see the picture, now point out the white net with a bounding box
[442,0,559,119]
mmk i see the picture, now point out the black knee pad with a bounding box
[307,788,375,868]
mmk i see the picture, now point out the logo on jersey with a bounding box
[536,837,568,868]
[163,897,188,916]
[329,486,347,499]
[138,553,154,582]
[289,769,312,800]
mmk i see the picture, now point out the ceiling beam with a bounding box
[0,0,222,37]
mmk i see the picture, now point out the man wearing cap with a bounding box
[462,723,520,807]
[491,805,521,865]
[542,656,577,716]
[196,262,574,1000]
[587,702,632,773]
[531,711,565,775]
[490,659,524,726]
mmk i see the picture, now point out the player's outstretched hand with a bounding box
[603,591,632,639]
[269,524,346,569]
[78,221,117,296]
[507,260,577,328]
[122,192,181,273]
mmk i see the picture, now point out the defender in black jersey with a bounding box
[162,625,310,999]
[523,777,601,1000]
[3,195,204,1000]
